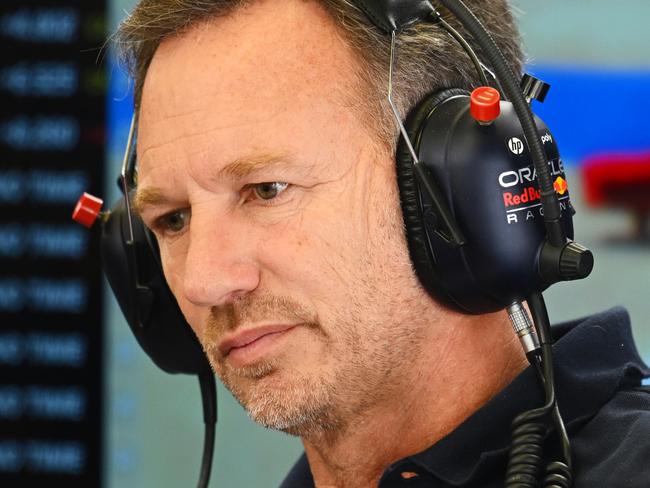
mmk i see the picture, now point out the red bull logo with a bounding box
[503,186,540,207]
[553,176,568,195]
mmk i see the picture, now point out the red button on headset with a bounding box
[72,192,104,228]
[470,86,501,124]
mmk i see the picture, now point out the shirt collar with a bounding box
[407,306,650,485]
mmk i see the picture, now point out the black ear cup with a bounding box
[101,198,211,374]
[395,88,470,310]
[396,89,574,314]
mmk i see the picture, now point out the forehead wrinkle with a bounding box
[137,106,287,159]
[138,8,368,153]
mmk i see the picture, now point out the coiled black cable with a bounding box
[505,294,572,487]
[506,413,546,485]
[543,461,573,488]
[505,345,554,487]
[529,293,573,482]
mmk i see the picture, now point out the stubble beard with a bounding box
[204,300,426,441]
[219,357,342,437]
[202,297,345,437]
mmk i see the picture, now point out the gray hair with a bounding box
[115,0,523,148]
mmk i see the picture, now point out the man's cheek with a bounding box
[159,238,189,286]
[307,235,361,294]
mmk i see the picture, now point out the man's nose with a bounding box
[181,211,260,307]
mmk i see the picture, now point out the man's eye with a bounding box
[252,182,289,200]
[156,210,190,234]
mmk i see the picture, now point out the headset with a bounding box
[73,1,594,486]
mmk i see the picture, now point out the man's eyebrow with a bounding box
[215,152,297,180]
[134,152,300,214]
[133,187,168,215]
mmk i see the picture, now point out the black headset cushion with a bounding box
[395,87,468,299]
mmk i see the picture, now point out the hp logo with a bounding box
[508,137,524,155]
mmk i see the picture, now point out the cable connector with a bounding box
[507,301,540,355]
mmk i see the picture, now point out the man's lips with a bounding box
[218,324,299,357]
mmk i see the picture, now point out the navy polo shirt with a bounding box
[280,307,650,487]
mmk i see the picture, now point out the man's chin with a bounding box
[245,394,340,438]
[218,364,340,437]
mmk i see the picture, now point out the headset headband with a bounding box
[349,0,434,32]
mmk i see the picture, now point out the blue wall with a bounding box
[530,66,650,162]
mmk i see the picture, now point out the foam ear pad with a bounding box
[101,198,212,375]
[395,88,468,303]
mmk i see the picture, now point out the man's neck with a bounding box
[301,311,529,488]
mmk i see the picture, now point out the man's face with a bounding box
[137,0,440,436]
